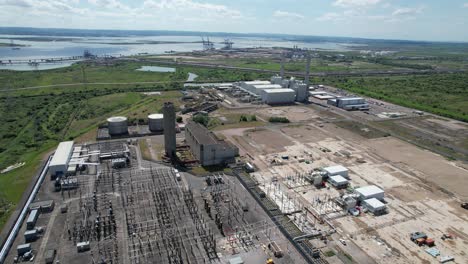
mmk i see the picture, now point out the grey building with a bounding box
[185,121,239,166]
[163,102,177,158]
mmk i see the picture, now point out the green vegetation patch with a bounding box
[316,73,468,122]
[269,117,290,123]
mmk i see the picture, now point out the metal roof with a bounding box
[253,84,282,89]
[243,81,270,85]
[355,185,384,197]
[330,175,348,183]
[49,141,74,167]
[363,198,385,209]
[337,97,364,101]
[262,88,295,94]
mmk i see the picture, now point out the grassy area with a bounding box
[138,139,152,161]
[316,73,468,122]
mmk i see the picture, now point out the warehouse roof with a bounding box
[262,88,295,94]
[323,165,348,174]
[363,198,386,209]
[330,175,348,184]
[355,185,384,197]
[252,84,282,89]
[243,80,270,85]
[337,97,364,101]
[50,141,74,167]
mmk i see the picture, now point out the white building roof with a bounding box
[243,81,270,85]
[355,185,384,197]
[330,175,348,184]
[50,141,74,167]
[338,97,364,101]
[315,95,336,100]
[363,198,386,209]
[323,165,348,174]
[310,91,328,95]
[262,88,295,94]
[253,84,282,89]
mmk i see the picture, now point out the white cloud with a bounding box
[463,3,468,8]
[333,0,382,8]
[142,0,242,19]
[392,6,424,16]
[273,10,305,19]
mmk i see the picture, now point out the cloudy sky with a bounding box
[1,0,468,41]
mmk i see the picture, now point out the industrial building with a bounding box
[163,102,177,158]
[355,185,385,201]
[328,97,369,111]
[49,141,74,177]
[148,113,164,132]
[185,121,239,166]
[261,88,296,104]
[107,116,128,135]
[362,198,387,215]
[328,175,349,189]
[323,165,349,179]
[26,209,39,230]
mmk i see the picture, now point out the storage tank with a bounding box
[148,113,164,131]
[107,116,128,135]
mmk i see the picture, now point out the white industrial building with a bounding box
[49,141,74,177]
[261,88,296,104]
[240,80,271,93]
[328,97,369,111]
[323,165,349,179]
[328,175,349,189]
[362,198,387,215]
[251,84,282,94]
[355,185,385,201]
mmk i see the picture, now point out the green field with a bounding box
[316,73,468,122]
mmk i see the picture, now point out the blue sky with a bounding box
[0,0,468,41]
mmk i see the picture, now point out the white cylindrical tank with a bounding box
[148,113,164,131]
[107,116,128,135]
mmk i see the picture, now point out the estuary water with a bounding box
[0,34,352,71]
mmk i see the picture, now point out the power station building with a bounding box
[49,141,74,177]
[185,121,239,166]
[261,88,296,104]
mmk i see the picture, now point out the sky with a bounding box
[0,0,468,42]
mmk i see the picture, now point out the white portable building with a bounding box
[49,141,74,177]
[323,165,349,178]
[362,198,387,215]
[355,185,385,201]
[328,175,349,189]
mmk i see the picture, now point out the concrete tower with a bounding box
[280,53,285,79]
[305,53,311,87]
[162,102,176,158]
